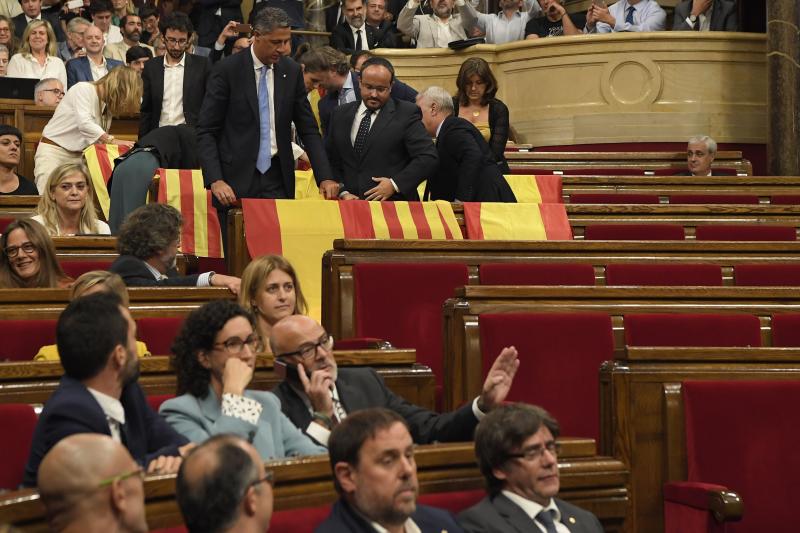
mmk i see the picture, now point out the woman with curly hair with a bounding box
[32,163,110,236]
[0,218,71,288]
[159,300,325,459]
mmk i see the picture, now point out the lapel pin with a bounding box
[283,74,287,78]
[568,517,576,524]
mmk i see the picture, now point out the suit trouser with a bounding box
[108,151,161,234]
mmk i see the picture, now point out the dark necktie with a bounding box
[625,5,635,24]
[536,509,558,533]
[355,28,362,51]
[353,109,373,155]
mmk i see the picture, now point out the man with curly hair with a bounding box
[109,203,240,293]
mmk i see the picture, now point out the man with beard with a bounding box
[104,14,155,62]
[22,292,192,487]
[109,203,241,292]
[330,0,379,54]
[397,0,470,48]
[316,408,465,532]
[461,0,541,44]
[65,24,123,88]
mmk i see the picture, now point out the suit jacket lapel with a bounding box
[181,54,191,110]
[493,494,540,533]
[334,374,361,414]
[360,97,394,159]
[244,48,259,117]
[273,59,286,122]
[198,385,222,423]
[341,103,359,158]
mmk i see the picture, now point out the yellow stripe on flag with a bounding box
[503,174,543,203]
[393,202,419,239]
[294,169,323,200]
[368,202,390,238]
[479,203,548,240]
[434,201,463,239]
[189,170,209,257]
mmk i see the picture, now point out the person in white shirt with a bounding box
[65,24,124,88]
[586,0,666,33]
[397,0,471,48]
[460,0,542,44]
[686,135,717,176]
[33,76,63,105]
[6,19,67,87]
[33,65,140,191]
[104,14,155,62]
[32,162,111,235]
[88,0,123,44]
[459,403,604,533]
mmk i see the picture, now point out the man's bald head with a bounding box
[270,315,338,381]
[38,434,147,533]
[269,314,321,355]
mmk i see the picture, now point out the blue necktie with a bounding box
[256,65,272,174]
[536,510,558,533]
[625,5,635,24]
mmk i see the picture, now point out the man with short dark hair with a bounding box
[105,14,155,62]
[139,6,159,45]
[317,408,465,532]
[397,0,469,48]
[12,0,63,40]
[458,403,603,533]
[88,0,122,44]
[176,435,274,533]
[365,0,397,48]
[23,292,191,487]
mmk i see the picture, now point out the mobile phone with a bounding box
[591,0,606,6]
[67,0,83,9]
[274,358,311,382]
[235,23,252,33]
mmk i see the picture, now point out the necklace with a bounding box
[472,110,480,118]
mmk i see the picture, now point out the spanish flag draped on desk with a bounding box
[83,143,130,220]
[242,199,462,319]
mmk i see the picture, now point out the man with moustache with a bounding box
[104,14,155,62]
[397,0,471,48]
[330,0,378,53]
[458,403,603,533]
[460,0,541,44]
[22,292,192,487]
[65,24,123,87]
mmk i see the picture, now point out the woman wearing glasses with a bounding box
[0,218,72,288]
[161,300,326,459]
[239,255,307,355]
[32,163,111,236]
[6,20,67,87]
[0,16,20,57]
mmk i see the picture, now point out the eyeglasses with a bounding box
[97,467,145,487]
[249,470,274,489]
[4,242,36,258]
[42,88,65,97]
[275,333,334,361]
[506,441,561,462]
[165,37,188,46]
[0,28,10,34]
[213,333,262,355]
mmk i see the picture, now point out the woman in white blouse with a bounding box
[33,65,140,192]
[32,162,111,235]
[6,20,66,88]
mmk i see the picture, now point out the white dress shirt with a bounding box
[87,387,126,443]
[7,53,67,88]
[89,55,109,81]
[350,23,370,50]
[159,53,186,127]
[369,517,421,533]
[350,101,380,145]
[41,82,108,152]
[30,214,110,235]
[103,24,123,44]
[685,4,714,31]
[251,46,278,158]
[590,0,666,33]
[502,491,571,533]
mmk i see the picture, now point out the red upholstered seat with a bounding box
[624,314,761,347]
[569,193,660,204]
[479,263,595,286]
[197,257,227,275]
[771,195,800,205]
[270,504,331,533]
[418,489,485,513]
[0,216,13,234]
[733,264,800,286]
[0,319,57,361]
[334,337,389,350]
[695,225,797,241]
[663,481,733,533]
[59,260,113,279]
[479,313,614,442]
[605,264,722,286]
[771,314,800,347]
[669,194,759,204]
[0,404,38,490]
[584,224,685,240]
[136,317,185,356]
[353,263,469,406]
[147,394,174,413]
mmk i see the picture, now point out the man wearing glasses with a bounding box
[458,403,603,533]
[269,314,519,447]
[33,77,64,106]
[38,433,148,533]
[176,435,275,533]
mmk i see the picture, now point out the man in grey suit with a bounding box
[672,0,738,31]
[459,403,604,533]
[397,0,471,48]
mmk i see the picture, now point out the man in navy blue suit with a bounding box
[65,24,123,88]
[315,408,465,533]
[22,292,190,487]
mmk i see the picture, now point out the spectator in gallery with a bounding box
[365,0,397,48]
[6,20,67,87]
[397,0,470,48]
[460,0,542,44]
[525,0,585,38]
[585,0,666,34]
[65,24,124,88]
[125,44,152,72]
[57,16,91,62]
[88,0,123,45]
[32,162,111,236]
[672,0,737,32]
[0,218,72,288]
[12,0,64,40]
[0,125,37,195]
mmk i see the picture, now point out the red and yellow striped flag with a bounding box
[242,199,461,318]
[463,203,572,240]
[156,168,223,258]
[503,174,562,203]
[83,143,130,219]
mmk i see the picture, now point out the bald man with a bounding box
[38,434,148,533]
[176,435,274,533]
[270,315,520,447]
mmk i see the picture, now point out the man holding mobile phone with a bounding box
[586,0,666,33]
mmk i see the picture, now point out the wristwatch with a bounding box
[208,271,216,285]
[689,14,698,26]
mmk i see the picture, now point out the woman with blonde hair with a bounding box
[0,218,71,289]
[239,255,308,353]
[6,20,66,87]
[110,0,135,25]
[33,66,141,192]
[32,163,110,236]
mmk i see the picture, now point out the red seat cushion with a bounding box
[0,319,57,361]
[270,504,331,533]
[663,481,732,533]
[59,260,113,279]
[771,195,800,205]
[570,193,660,204]
[669,194,759,204]
[353,263,469,406]
[147,394,174,413]
[418,489,485,514]
[479,263,595,286]
[734,264,800,286]
[0,216,14,234]
[682,380,800,533]
[479,313,613,442]
[695,225,796,241]
[624,314,761,347]
[584,224,685,240]
[136,317,185,356]
[605,264,722,286]
[771,314,800,347]
[197,257,227,275]
[0,404,37,490]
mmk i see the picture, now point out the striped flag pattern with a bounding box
[462,202,572,240]
[83,143,130,220]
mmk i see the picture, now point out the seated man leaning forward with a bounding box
[160,300,327,460]
[109,203,240,293]
[23,292,191,487]
[684,135,718,176]
[316,408,466,533]
[270,314,519,446]
[458,403,603,533]
[38,434,148,533]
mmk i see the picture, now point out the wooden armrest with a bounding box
[335,337,395,351]
[663,481,743,523]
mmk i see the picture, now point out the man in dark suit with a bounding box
[672,0,737,31]
[684,134,718,176]
[13,0,63,40]
[269,315,519,447]
[325,56,436,201]
[197,7,337,208]
[316,408,466,533]
[458,404,604,533]
[195,0,243,48]
[417,85,516,202]
[139,13,210,137]
[330,0,377,53]
[22,293,191,487]
[109,203,241,291]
